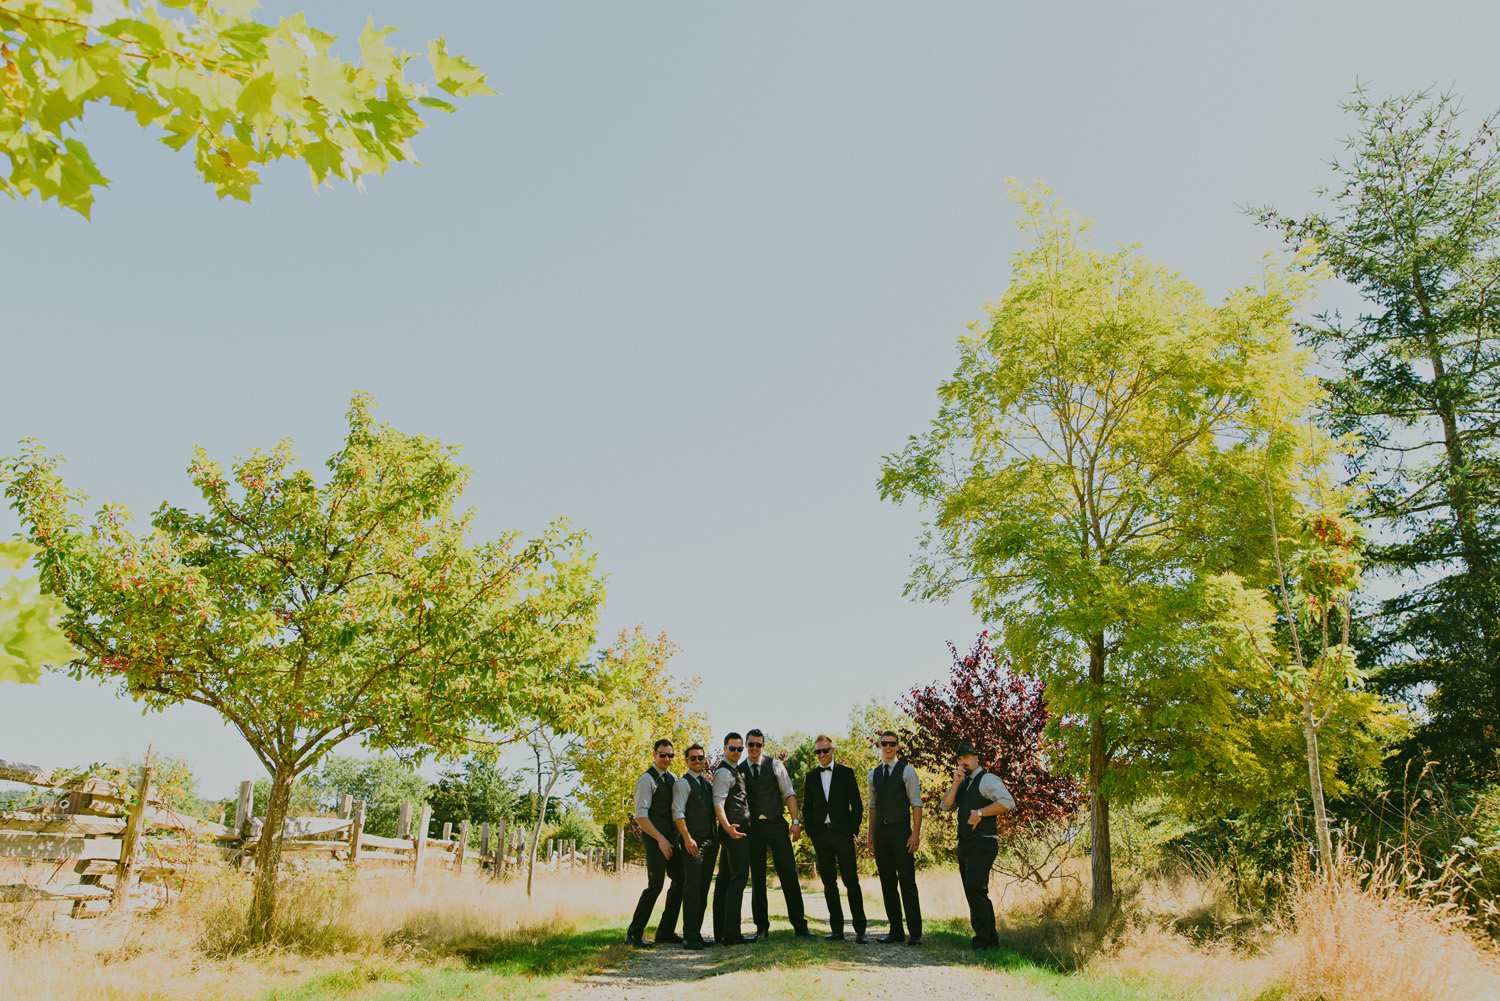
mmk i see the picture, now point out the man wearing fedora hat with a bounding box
[939,739,1015,950]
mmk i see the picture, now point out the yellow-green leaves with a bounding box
[0,540,79,684]
[0,0,495,216]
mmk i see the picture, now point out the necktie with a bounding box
[884,764,891,782]
[752,763,760,779]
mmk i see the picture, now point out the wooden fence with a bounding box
[0,759,621,921]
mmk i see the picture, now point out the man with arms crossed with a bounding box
[741,729,812,939]
[939,739,1016,950]
[801,733,867,942]
[672,743,718,950]
[625,739,684,948]
[867,730,923,945]
[711,733,756,945]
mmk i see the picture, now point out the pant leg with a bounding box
[655,838,685,941]
[712,838,729,942]
[748,827,770,932]
[834,832,867,935]
[627,834,668,939]
[767,825,806,931]
[958,838,998,944]
[872,825,909,936]
[894,835,921,937]
[809,829,844,934]
[681,835,715,943]
[720,835,751,940]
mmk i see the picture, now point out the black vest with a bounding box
[740,758,783,818]
[680,772,716,841]
[957,768,998,842]
[716,760,750,827]
[873,760,911,827]
[646,767,676,838]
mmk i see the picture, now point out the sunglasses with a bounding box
[747,741,763,748]
[814,747,833,755]
[879,740,898,747]
[687,754,705,762]
[656,751,675,758]
[726,745,744,752]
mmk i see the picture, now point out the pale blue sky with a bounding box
[4,1,1498,796]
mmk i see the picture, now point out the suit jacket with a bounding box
[801,762,862,837]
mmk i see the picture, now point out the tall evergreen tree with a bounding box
[1259,90,1500,780]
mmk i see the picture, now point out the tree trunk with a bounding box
[249,762,295,942]
[526,737,562,898]
[1088,634,1113,916]
[1302,701,1334,873]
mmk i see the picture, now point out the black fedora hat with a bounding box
[952,740,978,759]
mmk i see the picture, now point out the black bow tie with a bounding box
[814,766,830,773]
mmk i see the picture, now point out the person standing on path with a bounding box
[800,732,867,942]
[741,728,812,939]
[711,732,756,946]
[939,739,1016,951]
[625,739,684,949]
[673,743,718,950]
[867,730,923,945]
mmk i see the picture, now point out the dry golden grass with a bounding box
[0,867,643,1001]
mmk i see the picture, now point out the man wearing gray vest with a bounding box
[867,730,923,944]
[672,743,718,950]
[625,738,683,948]
[711,732,756,946]
[939,739,1016,950]
[741,728,811,939]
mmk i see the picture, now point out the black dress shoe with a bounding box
[655,932,684,944]
[794,928,815,938]
[719,936,751,946]
[625,936,655,949]
[855,932,868,943]
[907,935,923,946]
[824,931,844,941]
[683,939,707,950]
[877,933,906,944]
[751,929,769,941]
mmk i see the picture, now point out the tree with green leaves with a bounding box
[2,395,605,939]
[305,754,430,838]
[570,626,710,837]
[426,757,519,840]
[0,540,78,683]
[1258,90,1500,781]
[879,184,1336,913]
[0,0,492,216]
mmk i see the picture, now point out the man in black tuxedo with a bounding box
[672,743,718,950]
[800,733,867,942]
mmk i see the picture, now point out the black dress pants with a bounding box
[872,823,921,938]
[680,833,719,944]
[712,832,751,942]
[626,832,682,941]
[957,836,999,946]
[749,817,807,933]
[809,826,865,936]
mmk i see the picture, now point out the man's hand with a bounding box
[723,822,745,840]
[951,766,967,785]
[790,821,801,841]
[905,830,920,853]
[684,834,699,858]
[968,811,984,829]
[657,835,673,859]
[865,835,875,854]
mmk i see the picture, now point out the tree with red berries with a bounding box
[2,395,606,939]
[900,634,1084,830]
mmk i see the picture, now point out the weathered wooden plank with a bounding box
[234,781,253,835]
[454,820,468,873]
[111,762,152,911]
[0,883,113,902]
[237,840,346,855]
[347,801,365,866]
[357,831,415,852]
[245,816,351,840]
[0,814,127,837]
[0,759,50,785]
[412,804,432,886]
[0,833,122,862]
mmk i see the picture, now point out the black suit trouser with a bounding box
[712,832,751,942]
[808,826,865,935]
[680,832,718,944]
[626,831,682,941]
[749,817,807,933]
[872,823,921,937]
[957,836,999,946]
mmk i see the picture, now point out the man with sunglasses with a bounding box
[740,729,811,940]
[867,730,923,945]
[939,739,1015,950]
[672,743,718,949]
[711,732,756,945]
[625,738,684,949]
[801,733,867,942]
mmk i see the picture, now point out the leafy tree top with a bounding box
[0,0,493,216]
[0,540,78,683]
[2,393,607,777]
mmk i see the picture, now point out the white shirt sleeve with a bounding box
[772,759,795,800]
[712,767,734,807]
[632,771,657,820]
[979,772,1016,811]
[672,776,692,820]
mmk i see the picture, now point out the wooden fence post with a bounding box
[397,803,412,839]
[234,780,254,836]
[441,821,452,842]
[348,800,365,867]
[455,819,469,874]
[480,822,490,860]
[412,804,432,886]
[339,794,353,820]
[109,762,152,912]
[493,819,507,879]
[616,825,625,876]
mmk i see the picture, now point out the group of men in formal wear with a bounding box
[624,729,1016,951]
